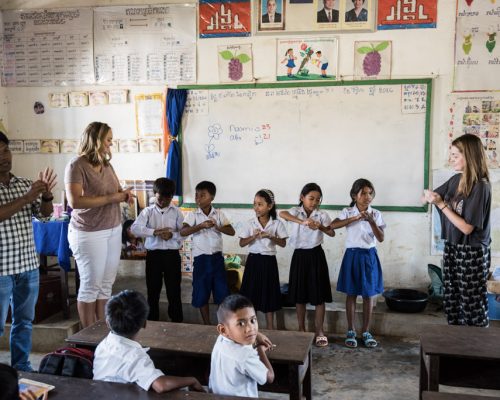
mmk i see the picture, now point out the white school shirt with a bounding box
[209,335,268,398]
[130,204,184,250]
[93,332,164,391]
[239,216,288,256]
[338,205,386,249]
[287,206,332,249]
[183,207,231,257]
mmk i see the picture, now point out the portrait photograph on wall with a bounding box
[258,0,285,31]
[341,0,375,30]
[315,0,340,29]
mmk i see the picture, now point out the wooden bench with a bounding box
[422,391,496,400]
[19,372,271,399]
[66,320,314,400]
[419,325,500,400]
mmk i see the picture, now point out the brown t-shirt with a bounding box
[64,156,121,232]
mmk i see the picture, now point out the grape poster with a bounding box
[217,44,253,83]
[276,37,338,81]
[354,41,392,80]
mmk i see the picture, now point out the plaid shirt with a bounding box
[0,175,41,276]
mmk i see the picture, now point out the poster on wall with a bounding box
[258,0,286,31]
[453,0,500,91]
[135,93,164,137]
[448,93,500,168]
[276,38,338,81]
[354,41,392,79]
[377,0,437,30]
[218,44,253,83]
[199,0,251,38]
[94,5,196,85]
[0,12,4,87]
[1,8,94,86]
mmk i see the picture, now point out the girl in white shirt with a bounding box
[239,189,288,329]
[279,183,335,347]
[331,178,385,349]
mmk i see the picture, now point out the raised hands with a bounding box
[38,167,57,197]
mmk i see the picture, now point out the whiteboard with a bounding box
[180,80,431,211]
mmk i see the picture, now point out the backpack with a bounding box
[39,347,94,379]
[427,264,444,304]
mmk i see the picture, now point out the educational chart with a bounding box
[1,8,94,86]
[181,80,431,210]
[448,93,500,168]
[454,0,500,91]
[94,5,196,85]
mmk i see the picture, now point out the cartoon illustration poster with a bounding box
[218,44,253,83]
[199,0,251,38]
[377,0,437,30]
[448,93,500,168]
[453,0,500,91]
[354,41,392,79]
[276,38,338,81]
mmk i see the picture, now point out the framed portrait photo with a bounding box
[315,0,340,29]
[341,0,374,31]
[258,0,285,31]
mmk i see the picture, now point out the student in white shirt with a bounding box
[239,189,287,330]
[131,178,184,322]
[331,178,385,349]
[279,183,335,348]
[209,294,274,398]
[180,181,235,325]
[93,290,204,393]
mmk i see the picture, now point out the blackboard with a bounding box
[179,79,431,212]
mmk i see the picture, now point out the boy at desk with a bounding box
[93,290,204,393]
[209,294,275,397]
[180,181,235,325]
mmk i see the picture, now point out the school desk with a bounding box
[419,325,500,399]
[66,321,314,400]
[422,391,496,400]
[18,372,271,399]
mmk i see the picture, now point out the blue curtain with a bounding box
[166,89,187,196]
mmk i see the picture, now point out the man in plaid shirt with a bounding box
[0,130,56,371]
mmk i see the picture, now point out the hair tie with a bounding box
[260,189,275,204]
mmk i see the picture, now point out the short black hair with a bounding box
[153,177,175,197]
[217,294,254,324]
[105,290,149,338]
[0,363,19,400]
[0,131,9,146]
[298,182,323,206]
[196,181,216,196]
[122,219,135,244]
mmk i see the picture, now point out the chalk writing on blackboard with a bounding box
[206,124,222,160]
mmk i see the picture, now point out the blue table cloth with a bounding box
[32,219,72,271]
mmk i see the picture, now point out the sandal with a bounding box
[362,332,378,348]
[345,330,357,348]
[315,335,329,347]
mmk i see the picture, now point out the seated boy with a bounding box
[93,290,204,393]
[209,294,275,397]
[180,181,235,324]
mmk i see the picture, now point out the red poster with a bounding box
[199,0,251,38]
[377,0,437,30]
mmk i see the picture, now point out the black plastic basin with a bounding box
[382,289,428,313]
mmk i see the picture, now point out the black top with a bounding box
[434,173,491,247]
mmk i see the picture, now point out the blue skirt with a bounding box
[336,247,383,297]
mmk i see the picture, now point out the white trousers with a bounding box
[68,224,122,303]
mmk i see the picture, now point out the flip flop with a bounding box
[345,330,357,348]
[315,335,329,347]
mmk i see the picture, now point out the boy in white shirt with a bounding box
[131,178,184,322]
[209,294,275,397]
[93,290,204,393]
[180,181,235,325]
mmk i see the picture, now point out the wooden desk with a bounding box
[66,321,314,400]
[18,372,268,399]
[422,391,496,400]
[419,325,500,400]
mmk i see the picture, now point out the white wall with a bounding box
[1,0,496,288]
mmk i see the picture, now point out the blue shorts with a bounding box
[192,252,229,308]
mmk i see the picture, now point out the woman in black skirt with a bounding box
[280,183,335,347]
[423,134,491,327]
[239,189,288,329]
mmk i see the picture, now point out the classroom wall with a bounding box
[1,0,497,289]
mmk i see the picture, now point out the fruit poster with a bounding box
[218,44,253,83]
[199,0,251,38]
[453,0,500,91]
[276,38,338,81]
[354,41,392,79]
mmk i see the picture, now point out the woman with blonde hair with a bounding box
[423,134,491,327]
[65,122,133,327]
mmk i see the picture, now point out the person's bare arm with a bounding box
[150,375,205,393]
[217,224,235,236]
[256,345,275,384]
[65,182,130,209]
[180,220,214,237]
